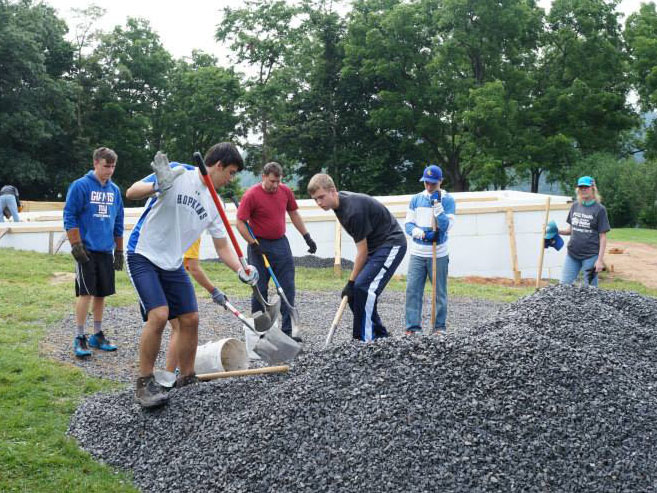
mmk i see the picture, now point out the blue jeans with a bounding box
[0,195,20,222]
[350,243,407,341]
[405,254,449,332]
[248,237,295,333]
[561,253,599,287]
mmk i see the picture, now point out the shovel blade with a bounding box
[253,324,301,364]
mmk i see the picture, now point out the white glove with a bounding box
[238,265,259,286]
[151,151,185,195]
[433,201,444,217]
[411,227,425,240]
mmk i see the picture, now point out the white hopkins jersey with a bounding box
[127,164,226,270]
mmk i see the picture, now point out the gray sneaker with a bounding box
[136,375,170,408]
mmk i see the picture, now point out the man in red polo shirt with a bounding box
[236,162,317,340]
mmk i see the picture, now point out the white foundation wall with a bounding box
[1,190,572,280]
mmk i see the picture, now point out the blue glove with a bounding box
[424,231,437,242]
[210,287,227,307]
[430,191,441,204]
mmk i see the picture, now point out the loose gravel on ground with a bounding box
[65,284,657,491]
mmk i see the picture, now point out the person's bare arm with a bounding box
[595,232,607,272]
[185,258,215,294]
[288,209,309,236]
[558,225,572,235]
[350,239,369,281]
[236,219,256,245]
[126,181,156,201]
[212,237,241,273]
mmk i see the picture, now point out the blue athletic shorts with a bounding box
[126,252,198,322]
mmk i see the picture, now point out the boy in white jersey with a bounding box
[125,143,258,408]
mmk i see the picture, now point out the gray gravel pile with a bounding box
[68,285,657,491]
[47,291,499,383]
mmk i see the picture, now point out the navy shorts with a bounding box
[126,253,198,322]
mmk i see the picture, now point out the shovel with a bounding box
[192,152,300,363]
[221,299,298,364]
[228,193,303,341]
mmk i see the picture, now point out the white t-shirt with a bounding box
[127,164,226,270]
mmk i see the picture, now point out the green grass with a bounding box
[608,227,657,246]
[0,249,137,492]
[0,248,655,491]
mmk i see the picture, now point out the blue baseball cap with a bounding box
[420,165,443,183]
[577,176,595,187]
[544,234,564,251]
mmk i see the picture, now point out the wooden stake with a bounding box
[536,196,551,290]
[506,209,521,285]
[430,214,437,327]
[333,220,342,277]
[197,365,289,381]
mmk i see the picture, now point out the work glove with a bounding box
[238,265,259,286]
[303,233,317,254]
[113,250,124,271]
[341,280,355,302]
[432,201,444,217]
[411,227,425,240]
[424,231,437,243]
[71,242,90,264]
[150,151,185,195]
[210,287,228,307]
[249,242,264,258]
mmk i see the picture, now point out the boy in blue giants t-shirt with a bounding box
[63,147,124,359]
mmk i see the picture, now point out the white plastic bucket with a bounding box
[194,338,248,375]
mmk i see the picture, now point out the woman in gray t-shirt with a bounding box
[557,176,611,287]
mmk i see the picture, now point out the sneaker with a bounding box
[135,375,170,408]
[73,335,92,358]
[404,329,421,336]
[431,327,447,336]
[88,331,117,351]
[175,374,199,388]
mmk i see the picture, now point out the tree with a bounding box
[0,0,76,198]
[625,2,657,158]
[216,0,306,171]
[84,18,174,187]
[161,51,244,162]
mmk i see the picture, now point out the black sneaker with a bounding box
[136,375,170,408]
[175,374,199,388]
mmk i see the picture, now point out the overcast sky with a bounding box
[46,0,648,64]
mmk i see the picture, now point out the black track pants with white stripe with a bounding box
[350,243,406,341]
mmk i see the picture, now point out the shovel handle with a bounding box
[223,300,257,333]
[197,365,289,381]
[325,296,349,348]
[193,152,247,269]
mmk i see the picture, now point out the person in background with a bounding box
[236,162,317,341]
[308,173,407,342]
[0,184,21,222]
[557,176,610,287]
[404,165,456,335]
[63,147,124,358]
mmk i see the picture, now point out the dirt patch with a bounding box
[49,272,75,285]
[459,276,537,287]
[604,241,657,289]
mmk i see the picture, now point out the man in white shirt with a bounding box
[125,143,258,408]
